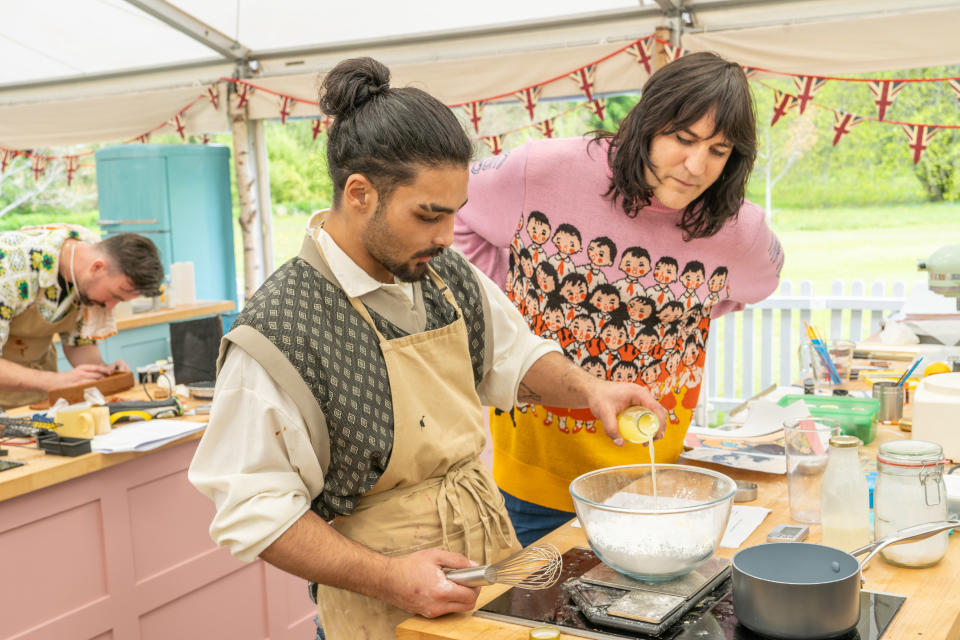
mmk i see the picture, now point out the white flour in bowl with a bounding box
[584,492,716,577]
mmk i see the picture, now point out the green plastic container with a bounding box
[777,395,880,444]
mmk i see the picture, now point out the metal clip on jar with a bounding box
[874,439,948,568]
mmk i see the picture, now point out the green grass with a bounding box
[771,203,959,294]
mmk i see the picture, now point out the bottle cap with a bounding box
[829,435,860,448]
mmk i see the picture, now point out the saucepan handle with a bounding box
[851,519,960,578]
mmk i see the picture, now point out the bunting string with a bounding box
[3,33,960,186]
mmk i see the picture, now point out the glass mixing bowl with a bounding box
[569,464,736,582]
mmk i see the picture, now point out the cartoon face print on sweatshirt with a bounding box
[503,209,733,434]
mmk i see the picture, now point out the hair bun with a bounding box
[319,57,391,119]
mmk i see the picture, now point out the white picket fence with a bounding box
[702,279,920,412]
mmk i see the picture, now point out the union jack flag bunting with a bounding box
[279,96,294,124]
[482,134,507,156]
[201,135,210,145]
[65,156,79,186]
[831,110,865,146]
[234,83,253,109]
[207,85,220,109]
[902,124,938,164]
[587,98,606,121]
[462,101,485,133]
[32,156,47,181]
[311,117,332,140]
[663,43,685,61]
[741,66,761,80]
[948,79,960,104]
[868,80,905,121]
[569,65,598,102]
[136,133,152,144]
[0,150,12,173]
[626,38,654,74]
[770,90,798,126]
[515,87,543,121]
[793,76,827,114]
[535,118,557,139]
[170,114,186,139]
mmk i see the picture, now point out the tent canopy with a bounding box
[3,0,960,149]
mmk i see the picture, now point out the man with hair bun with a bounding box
[454,51,783,546]
[189,57,664,639]
[0,226,163,409]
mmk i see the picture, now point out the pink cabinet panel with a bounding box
[127,469,219,582]
[0,440,314,640]
[1,500,108,637]
[138,563,266,640]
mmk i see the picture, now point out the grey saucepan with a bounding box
[732,520,959,639]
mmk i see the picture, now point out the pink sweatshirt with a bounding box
[454,136,782,511]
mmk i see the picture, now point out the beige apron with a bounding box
[313,247,520,640]
[0,299,78,409]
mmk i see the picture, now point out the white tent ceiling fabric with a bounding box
[2,1,960,150]
[683,7,960,76]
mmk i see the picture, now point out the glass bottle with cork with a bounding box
[820,434,871,552]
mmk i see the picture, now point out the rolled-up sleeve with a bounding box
[471,263,561,411]
[188,347,326,562]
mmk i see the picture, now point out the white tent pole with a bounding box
[251,119,275,276]
[229,90,263,301]
[121,0,251,62]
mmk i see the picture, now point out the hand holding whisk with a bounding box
[445,544,562,590]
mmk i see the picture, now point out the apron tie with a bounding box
[436,459,515,564]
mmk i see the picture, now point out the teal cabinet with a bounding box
[93,145,238,370]
[94,145,237,305]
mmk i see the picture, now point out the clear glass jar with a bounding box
[874,439,948,567]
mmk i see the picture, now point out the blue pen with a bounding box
[897,358,923,387]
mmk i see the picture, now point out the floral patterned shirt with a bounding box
[0,225,100,350]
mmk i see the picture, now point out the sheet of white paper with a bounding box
[688,394,808,440]
[92,419,206,453]
[720,505,772,548]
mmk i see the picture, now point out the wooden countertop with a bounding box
[0,385,210,503]
[395,421,960,640]
[115,299,234,330]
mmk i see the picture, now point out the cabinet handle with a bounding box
[100,219,160,226]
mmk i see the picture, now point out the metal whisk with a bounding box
[445,544,562,590]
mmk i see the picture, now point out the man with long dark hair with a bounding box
[454,51,784,545]
[189,57,664,639]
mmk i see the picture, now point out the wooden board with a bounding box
[46,370,135,405]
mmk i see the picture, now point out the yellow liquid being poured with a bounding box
[617,406,660,509]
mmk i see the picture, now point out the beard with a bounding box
[362,201,444,282]
[75,280,104,308]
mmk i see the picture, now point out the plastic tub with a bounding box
[777,395,879,444]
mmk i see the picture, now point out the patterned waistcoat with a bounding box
[223,241,487,520]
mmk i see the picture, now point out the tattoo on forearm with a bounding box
[518,382,542,404]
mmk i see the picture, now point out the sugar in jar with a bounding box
[873,439,948,567]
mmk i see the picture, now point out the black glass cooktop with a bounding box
[476,547,906,639]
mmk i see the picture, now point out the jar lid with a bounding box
[877,439,944,466]
[829,435,860,448]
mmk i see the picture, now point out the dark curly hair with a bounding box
[593,51,756,239]
[318,57,473,205]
